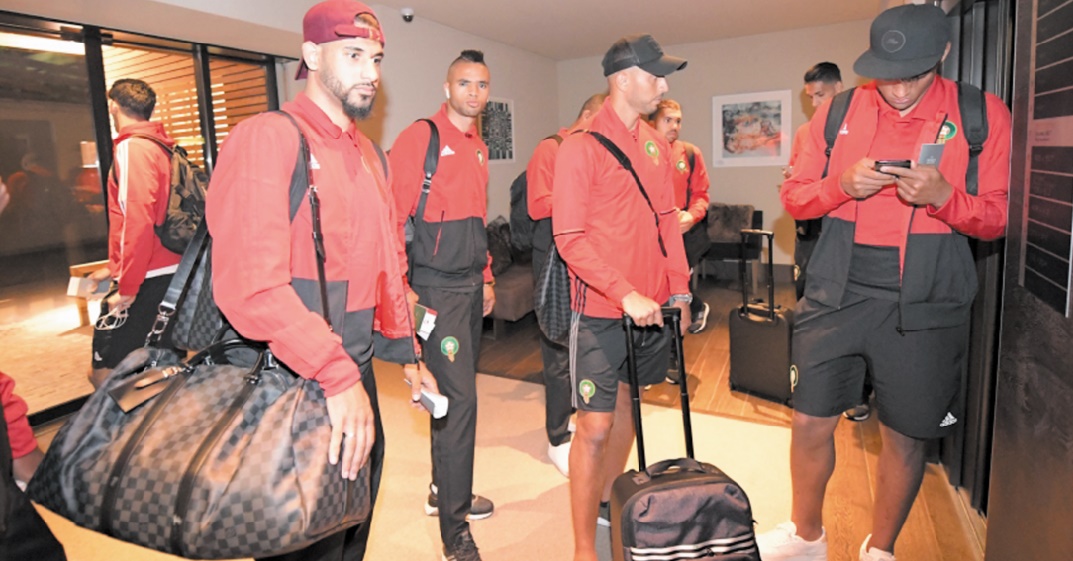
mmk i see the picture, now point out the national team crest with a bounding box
[441,336,460,362]
[938,121,958,143]
[578,379,596,405]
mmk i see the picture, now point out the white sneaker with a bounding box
[756,521,827,561]
[547,440,571,477]
[859,535,895,561]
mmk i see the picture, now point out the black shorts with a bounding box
[791,291,968,439]
[570,315,669,413]
[92,275,176,369]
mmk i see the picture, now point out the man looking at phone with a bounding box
[763,5,1010,561]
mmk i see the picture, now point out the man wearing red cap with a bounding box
[206,2,436,560]
[760,5,1010,561]
[389,49,495,561]
[553,34,689,561]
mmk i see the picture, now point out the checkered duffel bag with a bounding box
[27,341,371,559]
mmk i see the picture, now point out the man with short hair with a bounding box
[389,49,495,561]
[527,92,606,477]
[89,78,181,386]
[649,99,712,340]
[553,34,690,561]
[206,2,437,560]
[786,62,873,423]
[760,5,1010,561]
[784,62,844,299]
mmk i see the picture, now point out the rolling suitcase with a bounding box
[610,308,760,561]
[728,229,794,405]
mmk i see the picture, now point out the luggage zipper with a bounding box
[100,367,190,536]
[169,365,263,554]
[433,211,445,257]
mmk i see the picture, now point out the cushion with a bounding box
[706,203,756,243]
[486,216,513,277]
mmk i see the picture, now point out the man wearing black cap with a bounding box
[206,2,437,560]
[552,33,689,561]
[761,5,1010,561]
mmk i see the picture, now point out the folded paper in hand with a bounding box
[67,276,109,299]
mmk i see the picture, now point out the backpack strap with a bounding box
[822,88,855,179]
[549,134,564,145]
[587,131,668,258]
[957,82,989,196]
[109,133,173,184]
[414,118,440,225]
[682,141,697,207]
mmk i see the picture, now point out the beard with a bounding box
[322,68,376,120]
[342,91,375,120]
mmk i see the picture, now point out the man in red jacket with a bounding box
[527,92,606,478]
[760,5,1011,561]
[649,99,712,343]
[206,2,436,560]
[90,78,181,385]
[553,34,690,561]
[389,49,495,561]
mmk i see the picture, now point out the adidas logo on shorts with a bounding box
[939,412,958,427]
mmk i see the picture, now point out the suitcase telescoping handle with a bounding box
[739,228,776,320]
[623,308,695,472]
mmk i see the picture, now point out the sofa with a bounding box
[696,203,764,291]
[485,216,534,338]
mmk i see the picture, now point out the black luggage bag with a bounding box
[610,308,760,561]
[728,229,794,405]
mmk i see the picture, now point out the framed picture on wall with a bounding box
[711,90,792,167]
[479,97,515,163]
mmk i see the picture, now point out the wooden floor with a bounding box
[479,275,985,561]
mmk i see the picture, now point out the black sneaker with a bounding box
[843,403,872,422]
[597,501,611,527]
[442,528,482,561]
[425,484,495,520]
[688,302,710,334]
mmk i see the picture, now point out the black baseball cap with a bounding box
[854,4,950,80]
[602,34,687,77]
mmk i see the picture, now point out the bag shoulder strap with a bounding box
[681,141,697,207]
[109,133,174,184]
[957,82,989,196]
[587,131,668,257]
[274,111,332,329]
[149,110,325,345]
[822,87,856,179]
[549,133,564,145]
[370,141,390,183]
[414,118,440,225]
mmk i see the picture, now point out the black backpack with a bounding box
[114,135,210,255]
[509,133,564,255]
[822,82,989,194]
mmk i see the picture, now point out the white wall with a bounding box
[556,19,873,264]
[6,0,559,221]
[363,4,558,221]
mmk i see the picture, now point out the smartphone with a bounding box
[874,159,912,172]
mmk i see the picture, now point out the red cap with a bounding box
[296,0,384,80]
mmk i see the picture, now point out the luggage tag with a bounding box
[108,364,185,413]
[414,303,437,341]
